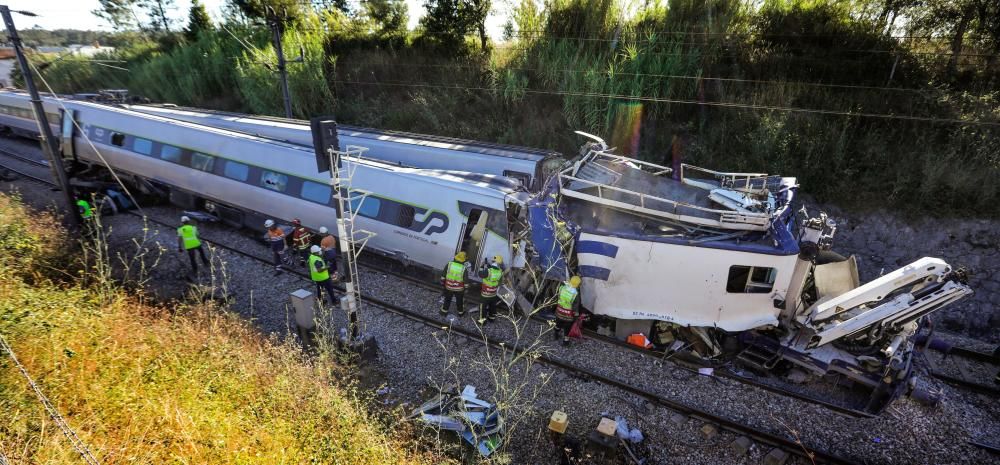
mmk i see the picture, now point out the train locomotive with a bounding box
[0,89,973,413]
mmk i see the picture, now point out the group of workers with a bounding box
[440,250,582,344]
[176,215,584,344]
[176,216,340,305]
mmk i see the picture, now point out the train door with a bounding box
[59,109,76,160]
[456,208,488,266]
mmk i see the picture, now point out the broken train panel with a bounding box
[519,135,974,413]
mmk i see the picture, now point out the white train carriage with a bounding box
[0,89,62,138]
[122,104,565,191]
[1,93,526,276]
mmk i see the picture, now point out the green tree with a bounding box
[185,0,214,41]
[421,0,490,51]
[92,0,142,30]
[141,0,176,32]
[228,0,304,24]
[908,0,1000,76]
[362,0,409,34]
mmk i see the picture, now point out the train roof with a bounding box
[65,99,522,195]
[127,103,562,162]
[557,146,799,255]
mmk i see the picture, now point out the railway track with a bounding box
[0,153,862,465]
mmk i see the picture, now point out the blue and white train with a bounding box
[121,103,565,192]
[0,89,527,273]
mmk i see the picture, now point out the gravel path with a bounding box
[2,135,998,464]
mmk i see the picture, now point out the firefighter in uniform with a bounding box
[176,216,209,276]
[308,245,337,305]
[290,218,313,267]
[441,252,470,316]
[477,255,505,325]
[554,276,581,346]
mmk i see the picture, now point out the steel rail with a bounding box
[0,157,861,464]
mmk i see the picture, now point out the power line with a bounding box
[329,78,1000,127]
[336,61,958,95]
[0,332,101,465]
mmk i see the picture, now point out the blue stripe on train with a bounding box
[577,240,619,258]
[579,265,611,281]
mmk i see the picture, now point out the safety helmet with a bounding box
[319,226,328,234]
[180,215,190,223]
[264,219,275,228]
[492,254,503,265]
[455,251,467,262]
[569,276,581,288]
[310,245,321,254]
[292,218,302,226]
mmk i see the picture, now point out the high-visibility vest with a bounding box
[444,261,466,291]
[555,283,578,320]
[177,224,201,250]
[481,266,503,297]
[309,254,329,282]
[77,200,93,219]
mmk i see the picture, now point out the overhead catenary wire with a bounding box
[335,61,962,95]
[0,332,101,465]
[329,78,1000,127]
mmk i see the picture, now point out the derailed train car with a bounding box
[512,134,972,412]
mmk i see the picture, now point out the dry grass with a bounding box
[0,193,441,464]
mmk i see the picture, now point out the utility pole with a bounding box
[1,5,80,229]
[267,7,293,119]
[310,117,377,360]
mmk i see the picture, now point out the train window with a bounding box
[726,265,776,293]
[396,205,415,228]
[133,139,151,154]
[160,145,183,163]
[349,192,381,218]
[223,161,249,182]
[190,152,214,172]
[111,133,125,147]
[300,181,332,204]
[260,170,288,192]
[503,170,531,188]
[133,138,153,155]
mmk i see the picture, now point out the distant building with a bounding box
[68,44,115,57]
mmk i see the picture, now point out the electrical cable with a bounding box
[0,332,101,465]
[328,78,1000,127]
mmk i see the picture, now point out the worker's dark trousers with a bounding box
[479,295,499,322]
[314,278,337,305]
[554,318,574,340]
[270,244,285,267]
[186,245,209,274]
[441,289,465,315]
[297,247,310,266]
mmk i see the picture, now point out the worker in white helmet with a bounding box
[317,226,339,280]
[308,244,337,304]
[177,215,209,278]
[476,255,505,325]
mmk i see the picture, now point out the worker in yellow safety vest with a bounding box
[554,276,581,346]
[440,252,470,316]
[76,198,93,220]
[477,255,505,325]
[308,245,337,305]
[176,216,209,276]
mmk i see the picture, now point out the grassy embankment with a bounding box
[0,192,439,464]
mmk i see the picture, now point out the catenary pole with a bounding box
[1,5,80,229]
[268,8,294,119]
